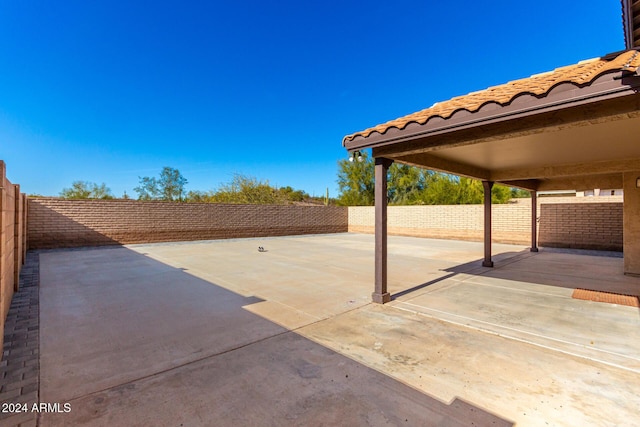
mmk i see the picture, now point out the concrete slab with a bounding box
[301,304,640,427]
[43,331,510,426]
[38,234,640,426]
[390,247,640,373]
[39,247,286,402]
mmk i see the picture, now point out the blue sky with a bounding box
[0,1,625,198]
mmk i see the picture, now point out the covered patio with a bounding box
[343,41,640,303]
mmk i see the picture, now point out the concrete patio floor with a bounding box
[37,233,640,426]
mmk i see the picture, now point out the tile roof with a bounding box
[343,49,640,143]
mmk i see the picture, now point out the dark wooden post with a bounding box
[482,181,494,267]
[530,190,539,252]
[373,157,393,303]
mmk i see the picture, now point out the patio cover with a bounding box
[343,43,640,302]
[344,49,640,193]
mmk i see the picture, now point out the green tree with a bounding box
[186,176,312,205]
[277,186,307,202]
[134,176,159,200]
[134,167,188,201]
[212,174,285,204]
[389,164,427,205]
[337,154,431,205]
[336,153,516,206]
[336,151,375,206]
[186,190,216,203]
[511,188,531,198]
[419,174,512,205]
[60,181,114,199]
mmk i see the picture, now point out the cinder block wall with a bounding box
[0,161,28,351]
[27,196,623,251]
[28,198,348,249]
[538,202,623,251]
[349,197,623,250]
[349,204,529,244]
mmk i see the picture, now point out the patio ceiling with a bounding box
[343,50,640,191]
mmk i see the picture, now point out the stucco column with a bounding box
[530,190,539,252]
[482,181,494,267]
[623,172,640,276]
[373,157,393,304]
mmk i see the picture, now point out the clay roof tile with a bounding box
[344,50,640,143]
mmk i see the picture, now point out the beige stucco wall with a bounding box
[623,172,640,275]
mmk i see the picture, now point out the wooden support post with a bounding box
[530,190,539,252]
[373,157,393,304]
[482,181,494,267]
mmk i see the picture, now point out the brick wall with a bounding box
[26,196,624,251]
[349,196,623,250]
[348,204,530,244]
[538,202,623,251]
[0,161,28,351]
[27,198,348,249]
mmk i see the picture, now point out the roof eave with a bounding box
[343,70,640,153]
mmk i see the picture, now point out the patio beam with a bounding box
[387,152,491,181]
[482,181,494,267]
[490,158,640,182]
[535,173,623,192]
[500,179,539,191]
[373,157,393,304]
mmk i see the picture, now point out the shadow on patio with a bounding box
[35,243,511,426]
[387,243,640,378]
